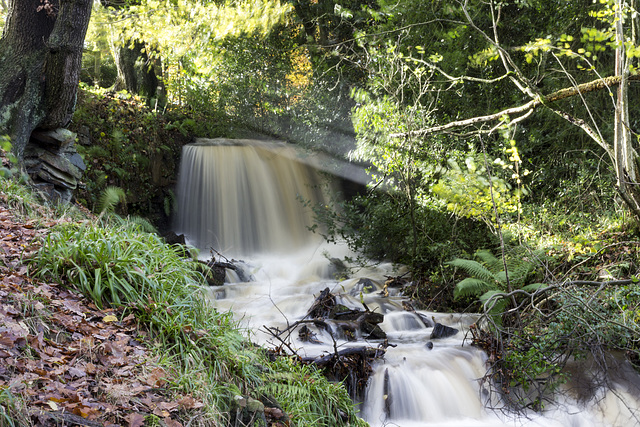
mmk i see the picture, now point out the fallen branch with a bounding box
[300,346,385,366]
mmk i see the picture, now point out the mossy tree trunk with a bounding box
[0,0,93,162]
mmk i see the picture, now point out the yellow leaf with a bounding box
[103,315,118,323]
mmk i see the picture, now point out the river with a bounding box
[174,139,640,427]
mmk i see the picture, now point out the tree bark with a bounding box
[613,0,640,218]
[0,0,93,161]
[101,0,162,101]
[111,40,160,99]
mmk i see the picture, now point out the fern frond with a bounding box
[126,215,158,233]
[475,249,501,272]
[447,258,496,283]
[522,283,548,292]
[98,186,126,214]
[454,277,493,299]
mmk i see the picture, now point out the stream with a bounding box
[174,139,640,427]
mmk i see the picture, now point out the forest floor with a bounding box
[0,203,199,426]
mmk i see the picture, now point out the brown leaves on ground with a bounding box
[0,205,203,426]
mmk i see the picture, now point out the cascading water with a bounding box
[174,139,640,427]
[174,138,327,256]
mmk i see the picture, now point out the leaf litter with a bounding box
[0,205,202,426]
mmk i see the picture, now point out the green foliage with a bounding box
[499,331,567,411]
[0,136,17,178]
[433,156,520,222]
[260,358,367,427]
[448,249,534,299]
[29,220,195,308]
[98,186,126,214]
[448,249,545,324]
[71,86,184,221]
[311,190,495,277]
[99,0,292,106]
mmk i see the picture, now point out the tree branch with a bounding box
[389,74,640,138]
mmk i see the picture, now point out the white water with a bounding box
[174,140,640,427]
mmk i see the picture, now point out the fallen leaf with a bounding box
[158,401,179,412]
[124,412,146,427]
[146,367,167,387]
[68,366,86,378]
[103,315,118,323]
[177,395,204,409]
[164,418,183,427]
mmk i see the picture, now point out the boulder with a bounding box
[430,322,459,339]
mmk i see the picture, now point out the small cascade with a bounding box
[173,139,640,426]
[174,138,328,256]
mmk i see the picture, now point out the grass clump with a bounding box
[0,388,31,427]
[29,217,365,426]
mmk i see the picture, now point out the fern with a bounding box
[447,258,496,284]
[475,249,501,271]
[454,278,494,299]
[98,186,126,214]
[163,190,176,217]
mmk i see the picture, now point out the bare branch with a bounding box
[389,74,640,138]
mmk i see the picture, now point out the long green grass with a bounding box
[0,388,31,427]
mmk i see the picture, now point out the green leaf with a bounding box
[447,258,496,283]
[454,277,492,299]
[474,249,501,271]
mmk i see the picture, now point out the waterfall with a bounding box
[173,139,640,426]
[174,138,327,256]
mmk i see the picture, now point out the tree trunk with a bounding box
[613,0,640,218]
[0,0,93,161]
[112,40,160,100]
[100,0,163,102]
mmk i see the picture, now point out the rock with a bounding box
[30,128,76,149]
[23,129,86,203]
[232,395,267,427]
[246,397,264,413]
[417,313,434,328]
[77,125,92,146]
[426,341,434,350]
[349,278,377,296]
[328,257,348,278]
[231,260,255,282]
[261,395,290,424]
[430,322,459,339]
[162,231,186,246]
[362,322,387,340]
[206,264,226,286]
